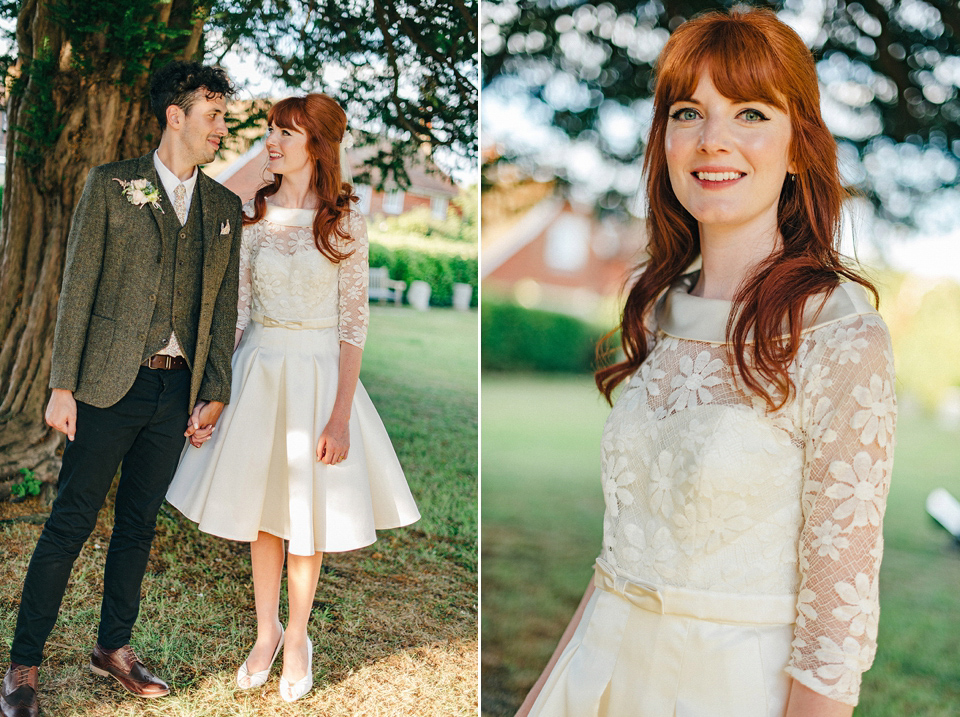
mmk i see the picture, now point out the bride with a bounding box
[166,93,420,702]
[517,8,895,717]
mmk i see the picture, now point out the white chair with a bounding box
[369,266,406,304]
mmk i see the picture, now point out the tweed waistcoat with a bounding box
[50,153,243,410]
[142,183,204,366]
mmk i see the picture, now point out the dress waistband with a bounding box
[592,558,798,625]
[252,310,337,330]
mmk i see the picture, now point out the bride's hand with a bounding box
[189,424,215,448]
[316,417,349,464]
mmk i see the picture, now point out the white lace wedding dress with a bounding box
[167,203,420,555]
[528,273,895,716]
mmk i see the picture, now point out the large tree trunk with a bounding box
[0,0,206,496]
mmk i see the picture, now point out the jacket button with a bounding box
[149,293,156,302]
[179,231,186,239]
[138,333,146,341]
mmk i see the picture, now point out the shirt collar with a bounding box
[153,151,198,198]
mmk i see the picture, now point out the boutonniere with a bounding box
[113,177,164,213]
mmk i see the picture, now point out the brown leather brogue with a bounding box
[0,663,38,717]
[89,644,169,698]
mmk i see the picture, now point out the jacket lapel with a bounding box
[196,171,230,304]
[135,153,168,235]
[132,152,175,263]
[198,170,219,252]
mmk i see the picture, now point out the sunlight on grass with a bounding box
[0,306,478,717]
[480,374,960,717]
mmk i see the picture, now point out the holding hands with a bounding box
[185,400,225,448]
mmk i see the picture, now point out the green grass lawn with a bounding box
[480,374,960,717]
[0,305,478,717]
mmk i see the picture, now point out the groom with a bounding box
[0,61,243,717]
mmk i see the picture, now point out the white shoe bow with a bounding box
[236,628,285,689]
[279,637,313,702]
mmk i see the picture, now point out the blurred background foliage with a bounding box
[482,0,960,230]
[481,299,607,372]
[481,4,960,715]
[480,0,960,413]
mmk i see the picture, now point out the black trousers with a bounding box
[10,367,191,666]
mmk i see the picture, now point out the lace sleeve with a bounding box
[236,207,256,331]
[787,313,896,705]
[337,210,369,349]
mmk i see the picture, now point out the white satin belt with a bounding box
[592,558,798,625]
[252,310,337,330]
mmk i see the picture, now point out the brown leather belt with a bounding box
[141,355,189,370]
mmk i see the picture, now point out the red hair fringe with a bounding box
[596,7,878,409]
[244,93,358,262]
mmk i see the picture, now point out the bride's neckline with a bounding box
[261,202,315,227]
[656,271,878,344]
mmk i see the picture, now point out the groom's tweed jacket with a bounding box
[50,152,243,411]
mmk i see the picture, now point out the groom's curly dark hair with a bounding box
[150,61,236,130]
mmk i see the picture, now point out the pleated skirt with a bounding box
[166,318,420,555]
[527,559,797,717]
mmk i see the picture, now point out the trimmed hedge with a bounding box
[370,242,478,308]
[481,300,606,373]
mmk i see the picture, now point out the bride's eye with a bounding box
[669,107,700,121]
[740,109,769,122]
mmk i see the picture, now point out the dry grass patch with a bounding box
[0,308,478,716]
[0,494,477,716]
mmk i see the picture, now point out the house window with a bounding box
[354,184,372,215]
[431,195,449,220]
[545,213,590,272]
[382,189,405,214]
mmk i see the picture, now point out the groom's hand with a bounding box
[45,389,78,441]
[185,400,225,447]
[197,400,225,429]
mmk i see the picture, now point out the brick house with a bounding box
[482,195,647,319]
[213,138,460,219]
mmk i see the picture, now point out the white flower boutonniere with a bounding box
[113,177,164,213]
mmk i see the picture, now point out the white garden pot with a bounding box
[408,280,432,310]
[452,282,473,310]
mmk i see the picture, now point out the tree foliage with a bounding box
[0,0,476,488]
[482,0,960,228]
[207,0,477,187]
[1,0,478,187]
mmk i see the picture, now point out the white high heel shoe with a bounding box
[279,637,313,702]
[236,628,285,689]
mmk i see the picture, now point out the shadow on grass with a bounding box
[0,307,479,715]
[0,490,477,716]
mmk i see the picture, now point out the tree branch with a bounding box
[394,14,476,98]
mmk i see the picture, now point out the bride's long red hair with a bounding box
[595,7,877,409]
[244,93,358,262]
